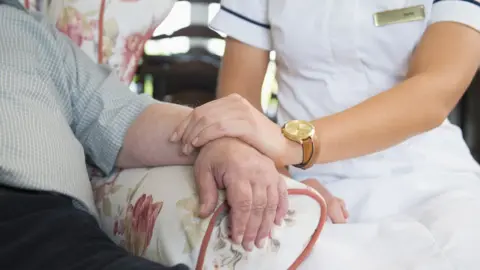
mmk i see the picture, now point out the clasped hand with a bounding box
[170,94,292,251]
[193,138,288,251]
[170,94,288,164]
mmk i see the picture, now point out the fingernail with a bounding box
[170,132,177,142]
[247,242,254,251]
[182,144,189,155]
[192,137,198,146]
[234,234,243,244]
[275,219,283,227]
[259,238,267,249]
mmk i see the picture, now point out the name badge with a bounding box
[374,5,425,27]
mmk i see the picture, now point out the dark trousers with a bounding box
[0,186,189,270]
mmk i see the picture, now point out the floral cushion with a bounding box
[92,166,327,269]
[19,0,175,84]
[18,0,39,11]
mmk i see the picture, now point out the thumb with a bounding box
[329,205,347,224]
[194,164,219,218]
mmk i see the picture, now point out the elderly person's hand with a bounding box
[194,137,288,252]
[170,94,297,166]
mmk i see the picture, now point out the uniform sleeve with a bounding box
[209,0,272,51]
[59,32,157,174]
[430,0,480,32]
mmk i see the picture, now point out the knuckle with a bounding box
[266,202,278,213]
[279,186,288,198]
[231,226,245,237]
[251,202,267,215]
[243,233,256,242]
[231,93,250,106]
[234,200,252,214]
[192,109,204,122]
[191,110,209,125]
[214,121,227,133]
[193,156,207,173]
[198,115,210,126]
[229,93,242,100]
[234,229,246,238]
[239,97,249,106]
[191,109,201,121]
[255,169,279,185]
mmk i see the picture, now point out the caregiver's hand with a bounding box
[170,94,291,166]
[194,137,288,251]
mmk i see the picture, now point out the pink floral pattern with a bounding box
[93,170,121,204]
[56,6,95,47]
[91,167,324,269]
[116,194,163,256]
[120,26,155,83]
[92,170,164,257]
[24,0,175,84]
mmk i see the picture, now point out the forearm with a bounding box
[116,103,195,168]
[312,73,456,163]
[217,80,263,111]
[216,37,269,111]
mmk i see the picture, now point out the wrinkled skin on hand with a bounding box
[193,138,289,251]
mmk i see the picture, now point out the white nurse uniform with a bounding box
[211,1,480,269]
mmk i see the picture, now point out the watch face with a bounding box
[284,120,315,140]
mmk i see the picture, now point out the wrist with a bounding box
[279,137,303,167]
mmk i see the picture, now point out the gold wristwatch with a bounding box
[281,120,319,169]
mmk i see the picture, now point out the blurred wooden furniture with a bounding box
[463,71,480,161]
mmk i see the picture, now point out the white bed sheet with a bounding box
[299,170,480,270]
